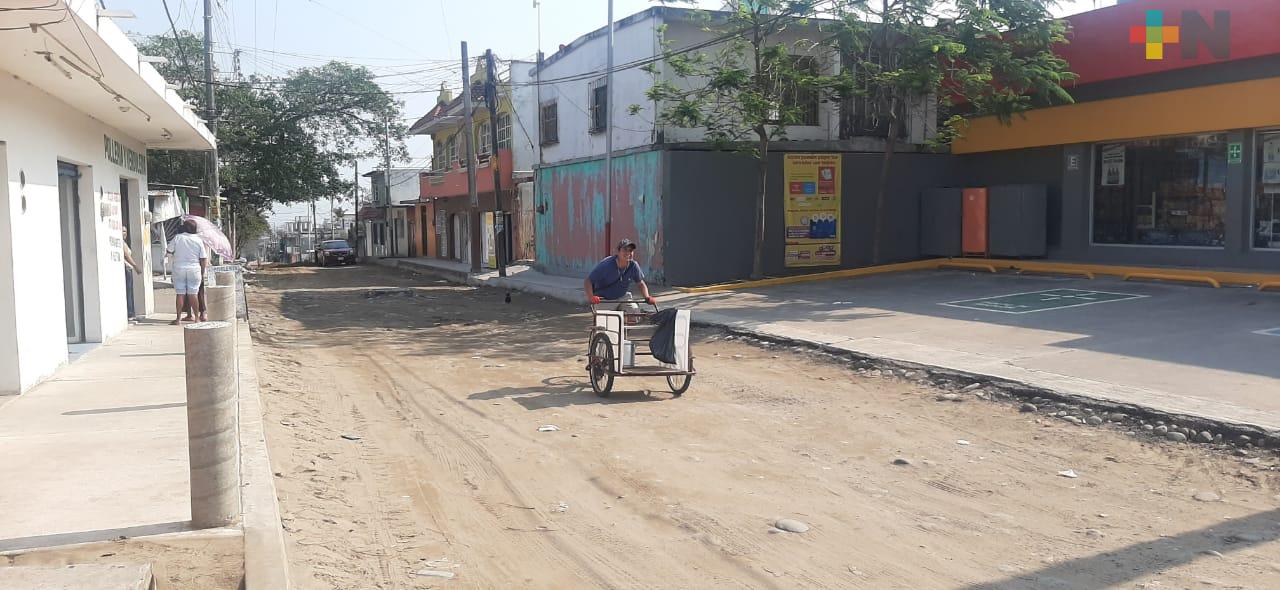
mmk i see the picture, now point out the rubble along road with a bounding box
[247,264,1280,589]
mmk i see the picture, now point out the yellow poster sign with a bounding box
[783,153,841,267]
[785,243,841,267]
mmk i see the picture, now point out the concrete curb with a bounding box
[691,313,1279,447]
[374,257,1278,447]
[236,286,292,590]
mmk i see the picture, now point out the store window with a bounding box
[1255,130,1280,250]
[1092,133,1227,247]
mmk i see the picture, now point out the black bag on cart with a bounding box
[648,308,680,365]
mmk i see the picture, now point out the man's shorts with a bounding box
[173,266,203,295]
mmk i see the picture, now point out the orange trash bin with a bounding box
[962,187,988,256]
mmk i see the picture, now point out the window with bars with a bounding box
[540,101,559,145]
[476,121,492,155]
[770,56,820,126]
[846,49,907,138]
[588,77,608,133]
[497,113,512,150]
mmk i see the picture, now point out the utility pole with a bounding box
[384,115,395,257]
[353,161,361,260]
[535,0,543,169]
[462,42,481,273]
[203,0,220,230]
[484,49,507,277]
[310,200,317,261]
[604,0,615,254]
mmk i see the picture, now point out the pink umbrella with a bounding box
[162,214,233,260]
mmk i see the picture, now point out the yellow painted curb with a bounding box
[674,257,1280,294]
[674,259,941,293]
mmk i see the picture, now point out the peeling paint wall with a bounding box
[535,151,664,282]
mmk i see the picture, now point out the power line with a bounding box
[0,4,68,30]
[513,0,839,88]
[161,0,200,90]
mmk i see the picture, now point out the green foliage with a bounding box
[138,34,407,221]
[644,0,850,149]
[231,206,270,255]
[832,0,1077,148]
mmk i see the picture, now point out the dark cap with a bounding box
[616,238,636,251]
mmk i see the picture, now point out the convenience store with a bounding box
[954,0,1280,270]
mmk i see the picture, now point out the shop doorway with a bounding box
[58,163,85,343]
[407,215,417,257]
[450,213,462,261]
[120,179,135,318]
[420,206,430,257]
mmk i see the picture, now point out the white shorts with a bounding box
[173,266,203,295]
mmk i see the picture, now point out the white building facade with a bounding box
[521,6,939,166]
[0,1,215,394]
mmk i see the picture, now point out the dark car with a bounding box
[315,240,356,266]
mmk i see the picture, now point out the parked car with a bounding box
[315,240,356,266]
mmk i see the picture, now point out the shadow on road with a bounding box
[470,376,675,410]
[963,507,1280,589]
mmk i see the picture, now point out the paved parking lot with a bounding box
[677,270,1280,431]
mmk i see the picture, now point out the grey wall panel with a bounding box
[920,188,963,257]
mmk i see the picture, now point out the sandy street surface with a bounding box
[247,264,1280,589]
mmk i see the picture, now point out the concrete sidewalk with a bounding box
[378,256,1280,436]
[0,280,289,588]
[0,318,194,549]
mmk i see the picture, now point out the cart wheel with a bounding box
[666,374,691,396]
[589,333,614,397]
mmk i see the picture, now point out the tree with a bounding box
[137,33,408,252]
[831,0,1075,263]
[230,206,269,255]
[643,1,850,280]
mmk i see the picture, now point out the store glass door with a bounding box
[58,163,85,343]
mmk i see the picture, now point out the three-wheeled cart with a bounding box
[586,300,694,397]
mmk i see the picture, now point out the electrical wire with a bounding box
[0,5,68,31]
[161,0,200,90]
[513,0,839,88]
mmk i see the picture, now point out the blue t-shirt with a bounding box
[588,256,645,300]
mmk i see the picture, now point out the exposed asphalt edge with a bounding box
[237,286,293,590]
[376,257,1278,451]
[692,316,1279,451]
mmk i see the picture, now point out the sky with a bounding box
[109,0,1113,226]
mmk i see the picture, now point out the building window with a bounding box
[497,113,512,150]
[540,101,559,145]
[771,55,820,127]
[589,78,608,133]
[1256,130,1280,249]
[842,50,907,138]
[1092,133,1228,247]
[476,121,492,156]
[445,134,458,168]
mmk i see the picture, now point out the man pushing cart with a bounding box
[583,239,694,397]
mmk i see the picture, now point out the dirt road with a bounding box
[248,264,1280,589]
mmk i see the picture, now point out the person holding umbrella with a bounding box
[166,219,209,324]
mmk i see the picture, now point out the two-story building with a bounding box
[409,60,538,268]
[1,0,215,394]
[522,6,941,285]
[362,167,423,258]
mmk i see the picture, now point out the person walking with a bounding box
[122,227,143,322]
[166,219,208,324]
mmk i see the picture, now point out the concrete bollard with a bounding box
[214,270,236,288]
[184,321,240,528]
[206,285,235,323]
